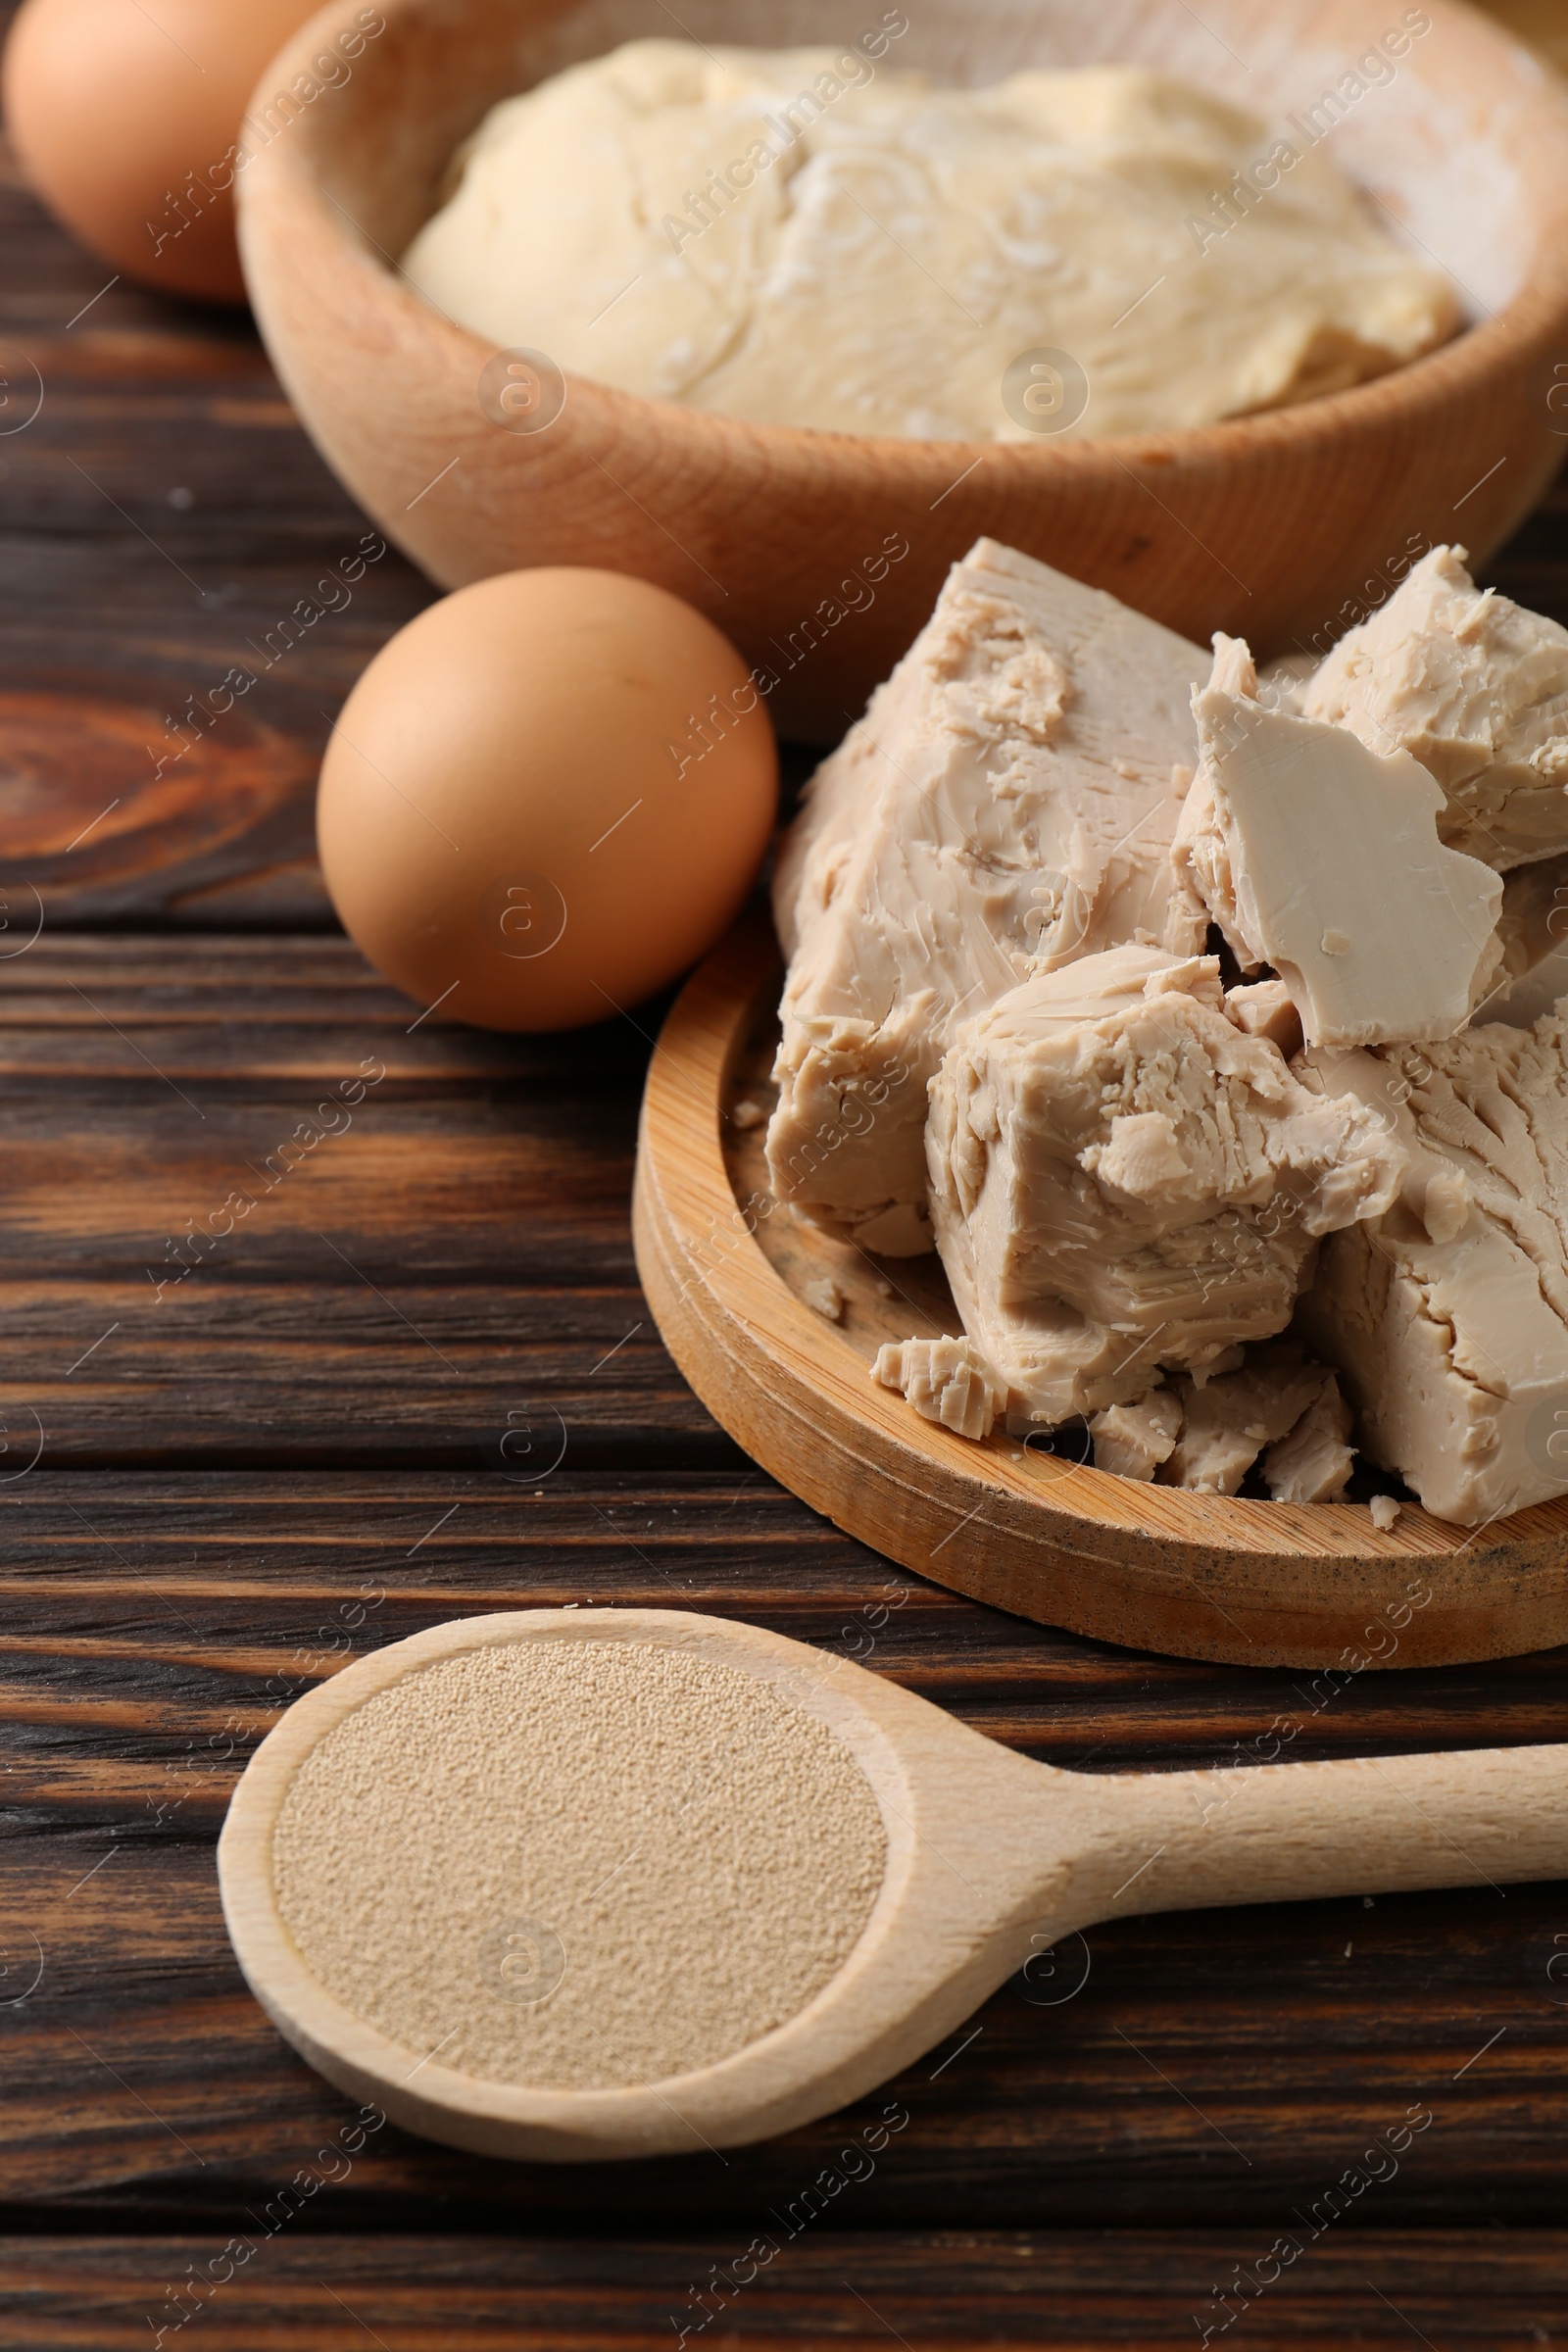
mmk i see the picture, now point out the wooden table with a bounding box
[4,46,1568,2351]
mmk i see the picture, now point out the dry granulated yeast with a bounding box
[271,1638,888,2090]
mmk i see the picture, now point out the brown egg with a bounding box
[318,570,778,1033]
[2,0,367,304]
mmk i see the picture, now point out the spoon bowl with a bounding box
[220,1607,1568,2159]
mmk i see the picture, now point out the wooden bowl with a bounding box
[237,0,1568,739]
[632,913,1568,1672]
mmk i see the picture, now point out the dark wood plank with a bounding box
[0,936,734,1464]
[0,110,432,933]
[4,2231,1568,2350]
[11,1473,1568,1772]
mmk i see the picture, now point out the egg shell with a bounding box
[2,0,358,304]
[317,568,779,1033]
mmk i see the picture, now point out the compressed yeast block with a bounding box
[924,944,1404,1427]
[1175,635,1502,1049]
[1090,1387,1183,1481]
[1298,544,1568,872]
[765,538,1208,1250]
[1298,1015,1568,1524]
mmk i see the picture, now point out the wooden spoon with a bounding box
[220,1607,1568,2161]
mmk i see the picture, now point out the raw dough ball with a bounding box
[403,42,1457,441]
[3,0,331,303]
[318,569,777,1033]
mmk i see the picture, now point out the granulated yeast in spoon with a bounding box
[271,1639,887,2090]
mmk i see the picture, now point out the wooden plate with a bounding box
[633,913,1568,1672]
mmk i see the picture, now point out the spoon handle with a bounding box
[1077,1742,1568,1918]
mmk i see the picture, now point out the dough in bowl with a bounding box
[402,39,1458,441]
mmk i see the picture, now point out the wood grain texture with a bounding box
[0,935,729,1466]
[237,0,1568,737]
[0,7,1563,2328]
[7,2232,1568,2349]
[0,125,434,932]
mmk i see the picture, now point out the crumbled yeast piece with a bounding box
[766,539,1208,1252]
[1261,1376,1356,1505]
[1298,545,1568,872]
[1163,1345,1329,1494]
[1224,979,1303,1057]
[924,945,1404,1426]
[730,1098,765,1130]
[873,1337,1005,1441]
[1090,1345,1354,1498]
[802,1276,845,1323]
[1174,635,1502,1050]
[1090,1389,1182,1481]
[1369,1494,1402,1532]
[1298,1015,1568,1524]
[1171,1345,1352,1499]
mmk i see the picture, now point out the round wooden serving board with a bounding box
[633,913,1568,1672]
